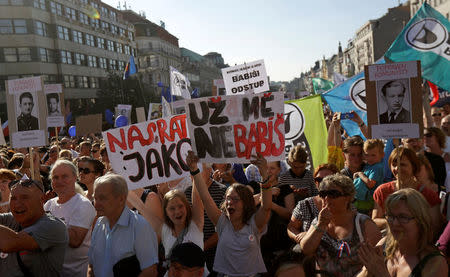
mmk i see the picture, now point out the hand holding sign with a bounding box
[186,151,200,172]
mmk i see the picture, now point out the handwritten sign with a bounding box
[102,114,192,190]
[7,77,42,95]
[185,91,285,163]
[221,60,269,95]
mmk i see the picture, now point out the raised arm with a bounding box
[186,151,221,226]
[300,203,331,255]
[191,176,204,231]
[252,153,272,232]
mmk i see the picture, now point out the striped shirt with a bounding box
[279,169,318,202]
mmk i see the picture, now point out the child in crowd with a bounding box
[353,139,385,214]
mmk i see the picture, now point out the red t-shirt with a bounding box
[373,181,441,213]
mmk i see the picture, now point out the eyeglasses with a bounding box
[424,133,433,137]
[314,177,323,184]
[432,113,441,117]
[78,167,93,174]
[92,149,99,153]
[385,214,415,224]
[9,179,44,192]
[318,189,346,199]
[225,196,241,202]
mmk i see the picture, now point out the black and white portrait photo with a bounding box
[377,79,411,124]
[46,93,62,116]
[16,91,39,131]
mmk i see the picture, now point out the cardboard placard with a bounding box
[148,103,162,120]
[365,61,423,139]
[136,107,146,123]
[75,114,102,137]
[102,114,192,190]
[44,84,65,127]
[221,60,269,95]
[185,91,285,163]
[6,76,48,148]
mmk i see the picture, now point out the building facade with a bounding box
[411,0,450,19]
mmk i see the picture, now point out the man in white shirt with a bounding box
[44,159,96,277]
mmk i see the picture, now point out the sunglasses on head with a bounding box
[318,189,346,199]
[314,177,323,183]
[9,179,44,192]
[78,167,93,174]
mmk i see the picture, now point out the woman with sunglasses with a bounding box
[300,174,381,277]
[287,163,338,244]
[189,151,274,276]
[357,188,448,277]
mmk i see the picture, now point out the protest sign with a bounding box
[285,95,328,171]
[75,114,102,137]
[185,91,285,163]
[148,103,162,120]
[221,60,269,95]
[6,76,47,148]
[102,114,192,190]
[136,107,146,123]
[0,119,6,145]
[44,84,65,127]
[212,79,226,96]
[170,66,191,99]
[365,61,423,139]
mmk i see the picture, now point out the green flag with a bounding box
[312,78,334,94]
[284,95,327,171]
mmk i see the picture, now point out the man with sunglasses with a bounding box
[0,179,68,276]
[44,160,96,277]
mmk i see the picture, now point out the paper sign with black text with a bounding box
[45,84,65,127]
[185,91,285,163]
[221,60,269,95]
[102,114,192,190]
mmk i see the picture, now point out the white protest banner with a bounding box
[221,59,269,95]
[170,66,191,99]
[6,76,47,148]
[185,91,285,163]
[102,114,192,190]
[0,119,6,145]
[44,84,65,127]
[365,61,423,139]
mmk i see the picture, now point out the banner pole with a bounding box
[29,147,35,180]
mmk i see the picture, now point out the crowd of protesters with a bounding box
[0,103,450,277]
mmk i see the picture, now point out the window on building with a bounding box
[18,47,31,61]
[110,24,118,35]
[128,31,133,40]
[109,10,116,20]
[87,55,97,67]
[149,55,159,67]
[101,21,109,30]
[13,19,27,34]
[33,0,45,10]
[90,2,98,9]
[76,76,89,88]
[72,30,83,44]
[60,50,72,64]
[39,48,56,62]
[64,75,75,88]
[90,18,99,28]
[4,48,17,62]
[84,33,94,46]
[50,1,62,15]
[0,0,24,5]
[124,45,130,55]
[119,28,125,37]
[57,26,70,40]
[75,53,86,65]
[79,12,89,25]
[101,6,108,15]
[97,37,105,49]
[0,20,12,34]
[118,60,124,71]
[131,48,136,57]
[65,7,76,20]
[116,42,123,53]
[90,76,98,88]
[79,0,87,4]
[35,21,47,36]
[107,40,114,51]
[109,59,117,70]
[41,74,57,84]
[99,57,107,69]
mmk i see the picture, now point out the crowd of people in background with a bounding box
[0,102,450,277]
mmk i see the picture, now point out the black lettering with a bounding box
[261,95,274,118]
[188,102,209,126]
[123,152,145,182]
[242,96,259,121]
[208,100,228,124]
[444,46,450,56]
[146,149,164,179]
[218,125,236,158]
[176,138,191,171]
[161,143,182,177]
[194,127,222,158]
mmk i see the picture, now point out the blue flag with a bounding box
[123,56,137,80]
[385,3,450,91]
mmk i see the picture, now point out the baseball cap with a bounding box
[169,242,205,268]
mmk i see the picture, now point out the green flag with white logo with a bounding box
[312,78,334,94]
[385,3,450,91]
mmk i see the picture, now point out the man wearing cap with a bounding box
[168,242,205,277]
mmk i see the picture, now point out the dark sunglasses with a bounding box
[424,133,433,137]
[432,113,441,117]
[9,179,44,192]
[318,189,346,199]
[78,167,94,174]
[314,177,323,183]
[92,149,99,153]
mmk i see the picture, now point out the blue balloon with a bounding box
[115,115,128,127]
[68,125,76,137]
[105,109,114,125]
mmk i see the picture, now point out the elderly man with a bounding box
[88,174,158,277]
[17,92,39,131]
[44,159,96,277]
[0,179,68,276]
[168,243,205,277]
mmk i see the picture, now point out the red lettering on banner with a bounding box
[234,124,247,158]
[272,115,285,156]
[107,129,127,152]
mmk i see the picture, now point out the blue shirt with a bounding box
[88,206,158,277]
[354,161,384,201]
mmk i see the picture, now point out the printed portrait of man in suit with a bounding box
[378,79,411,124]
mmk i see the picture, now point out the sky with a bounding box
[103,0,409,82]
